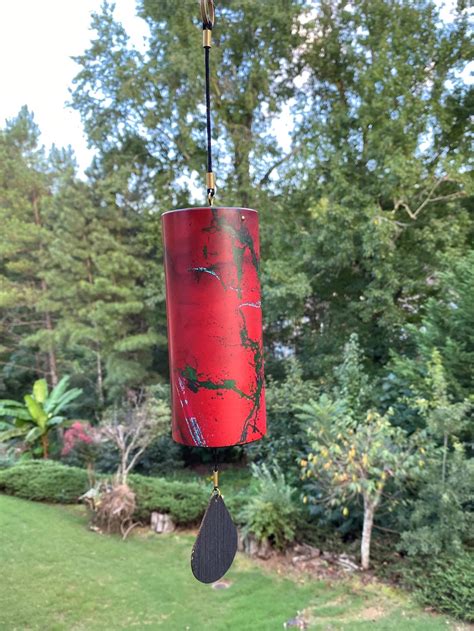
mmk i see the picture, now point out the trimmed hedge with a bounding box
[0,460,209,526]
[0,460,89,503]
[129,474,208,525]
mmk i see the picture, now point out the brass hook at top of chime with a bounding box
[200,0,215,29]
[207,190,216,206]
[206,172,216,206]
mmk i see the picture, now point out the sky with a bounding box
[0,0,148,173]
[0,1,469,176]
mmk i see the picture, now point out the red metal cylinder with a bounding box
[162,207,266,447]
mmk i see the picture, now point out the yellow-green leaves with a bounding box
[33,379,48,404]
[24,395,48,428]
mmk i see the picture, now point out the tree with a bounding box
[414,255,474,401]
[299,400,420,570]
[248,358,317,477]
[44,156,163,404]
[297,335,422,569]
[101,386,170,484]
[274,0,473,378]
[0,376,82,458]
[399,349,472,555]
[70,0,305,208]
[0,108,60,389]
[69,0,472,388]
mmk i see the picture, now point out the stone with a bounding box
[150,512,175,534]
[256,538,272,559]
[293,543,321,559]
[246,534,259,557]
[237,529,245,552]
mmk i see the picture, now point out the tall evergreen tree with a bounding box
[45,150,164,405]
[0,107,59,391]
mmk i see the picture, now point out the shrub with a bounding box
[405,553,474,622]
[129,474,209,525]
[0,460,210,527]
[237,463,300,550]
[0,460,89,503]
[399,451,474,557]
[134,435,184,476]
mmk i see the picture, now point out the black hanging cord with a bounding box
[200,0,216,205]
[205,44,213,176]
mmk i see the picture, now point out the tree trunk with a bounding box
[41,287,58,387]
[86,460,95,486]
[96,349,104,406]
[118,455,128,485]
[32,193,58,387]
[86,258,105,408]
[361,496,376,570]
[235,144,251,208]
[231,114,253,208]
[41,433,49,459]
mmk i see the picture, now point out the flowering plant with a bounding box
[62,421,102,484]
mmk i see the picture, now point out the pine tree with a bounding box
[0,107,59,391]
[45,150,164,405]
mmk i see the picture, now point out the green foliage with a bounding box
[0,108,164,407]
[400,450,474,556]
[298,336,423,569]
[71,0,304,208]
[299,402,421,512]
[275,1,473,379]
[44,168,163,403]
[414,254,474,400]
[405,553,474,622]
[0,376,82,458]
[0,451,16,469]
[0,460,89,503]
[0,107,59,390]
[333,334,374,419]
[128,474,208,525]
[248,359,317,478]
[237,463,299,550]
[399,351,473,556]
[0,459,208,525]
[299,338,421,512]
[133,435,184,476]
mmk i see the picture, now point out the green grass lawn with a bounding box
[0,495,466,631]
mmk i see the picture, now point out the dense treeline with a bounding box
[2,0,471,405]
[0,0,473,595]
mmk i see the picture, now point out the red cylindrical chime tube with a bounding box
[162,206,266,447]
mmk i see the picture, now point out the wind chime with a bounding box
[162,0,266,583]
